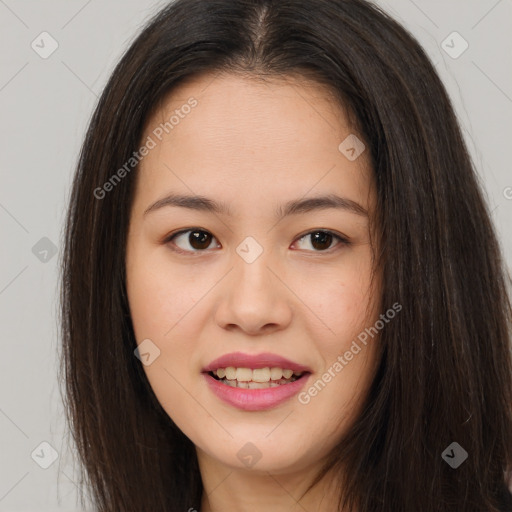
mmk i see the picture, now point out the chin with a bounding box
[203,434,316,475]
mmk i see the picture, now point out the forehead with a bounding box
[135,72,374,213]
[145,71,357,147]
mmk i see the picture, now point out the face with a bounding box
[125,72,382,476]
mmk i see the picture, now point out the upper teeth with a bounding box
[213,367,303,382]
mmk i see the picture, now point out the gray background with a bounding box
[0,0,511,510]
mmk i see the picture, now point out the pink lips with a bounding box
[202,351,312,373]
[202,351,312,411]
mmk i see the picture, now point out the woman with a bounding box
[59,0,512,510]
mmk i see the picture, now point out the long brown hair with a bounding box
[59,0,512,510]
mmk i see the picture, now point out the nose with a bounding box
[214,248,293,336]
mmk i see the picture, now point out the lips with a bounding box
[202,351,312,411]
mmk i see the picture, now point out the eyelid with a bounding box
[162,228,220,255]
[163,228,350,255]
[294,228,350,245]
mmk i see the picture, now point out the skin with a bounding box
[125,72,382,512]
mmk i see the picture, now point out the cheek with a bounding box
[303,253,377,346]
[125,250,204,421]
[313,279,370,334]
[300,253,379,415]
[312,278,378,391]
[126,249,205,341]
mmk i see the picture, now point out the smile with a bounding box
[202,352,312,410]
[209,367,304,388]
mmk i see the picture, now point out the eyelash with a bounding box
[162,228,350,256]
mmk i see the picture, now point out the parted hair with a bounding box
[59,0,512,510]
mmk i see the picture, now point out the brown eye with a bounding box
[167,229,219,253]
[310,231,333,250]
[188,230,213,250]
[294,230,348,252]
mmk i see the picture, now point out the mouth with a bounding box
[202,352,312,410]
[207,367,309,389]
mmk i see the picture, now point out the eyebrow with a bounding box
[143,192,368,218]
